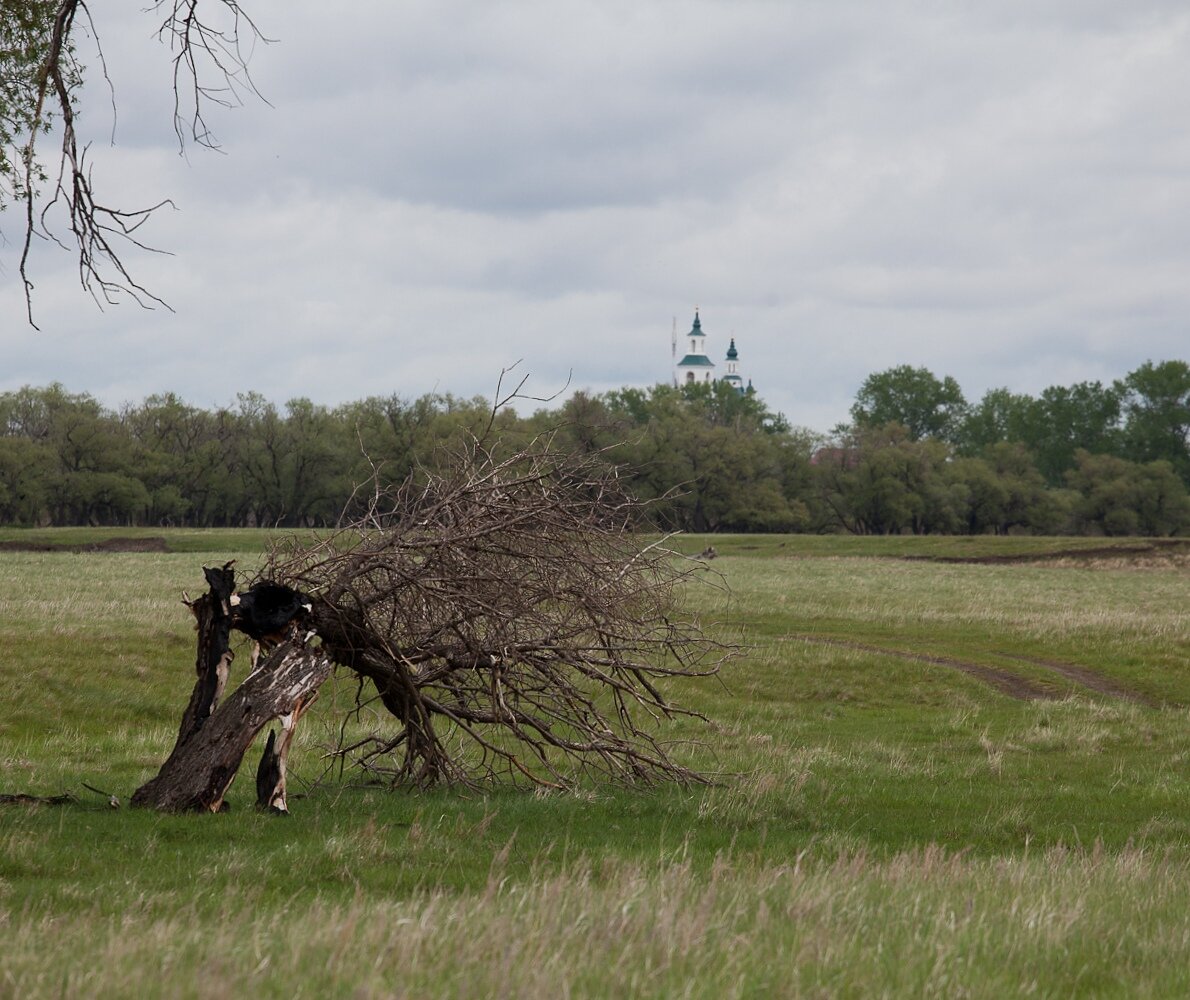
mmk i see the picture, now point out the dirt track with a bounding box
[0,536,170,554]
[904,539,1190,568]
[995,652,1159,706]
[792,634,1157,704]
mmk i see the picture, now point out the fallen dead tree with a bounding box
[133,423,732,811]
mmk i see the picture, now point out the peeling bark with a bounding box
[254,690,319,813]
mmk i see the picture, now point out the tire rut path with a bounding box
[994,652,1158,707]
[791,635,1054,701]
[792,635,1159,705]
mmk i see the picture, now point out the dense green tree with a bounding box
[279,397,354,526]
[61,471,151,526]
[982,442,1067,534]
[225,394,353,528]
[0,371,1187,534]
[598,383,807,532]
[0,436,52,525]
[1066,451,1190,537]
[336,393,452,487]
[850,366,967,443]
[1024,382,1122,486]
[678,380,792,435]
[1,386,56,524]
[945,456,1010,535]
[814,425,961,535]
[1116,361,1190,484]
[121,394,235,525]
[688,426,806,532]
[956,387,1035,455]
[0,384,145,524]
[1,383,71,440]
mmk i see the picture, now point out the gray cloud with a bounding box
[4,1,1190,432]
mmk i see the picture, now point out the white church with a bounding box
[673,310,751,393]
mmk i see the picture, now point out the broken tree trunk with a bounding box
[132,565,331,813]
[131,640,332,812]
[176,562,237,744]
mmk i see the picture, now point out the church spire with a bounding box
[675,309,715,385]
[723,336,744,392]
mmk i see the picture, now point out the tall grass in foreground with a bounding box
[4,848,1187,999]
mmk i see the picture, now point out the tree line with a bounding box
[836,360,1190,535]
[1,360,1188,535]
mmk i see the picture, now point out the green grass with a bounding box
[2,532,1189,997]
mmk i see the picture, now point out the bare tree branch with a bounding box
[7,1,268,325]
[151,0,271,151]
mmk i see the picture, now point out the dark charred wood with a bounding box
[233,581,312,643]
[255,729,282,811]
[176,562,237,746]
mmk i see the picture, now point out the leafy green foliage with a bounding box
[850,364,968,442]
[1066,450,1190,536]
[955,386,1035,454]
[0,2,79,210]
[814,425,961,535]
[555,381,810,532]
[1025,381,1123,485]
[1116,360,1190,482]
[4,361,1190,536]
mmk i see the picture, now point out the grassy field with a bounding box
[1,530,1188,997]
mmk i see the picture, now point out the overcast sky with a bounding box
[3,0,1189,432]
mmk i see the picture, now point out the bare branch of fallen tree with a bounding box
[258,431,734,790]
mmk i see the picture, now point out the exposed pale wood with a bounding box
[255,691,319,813]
